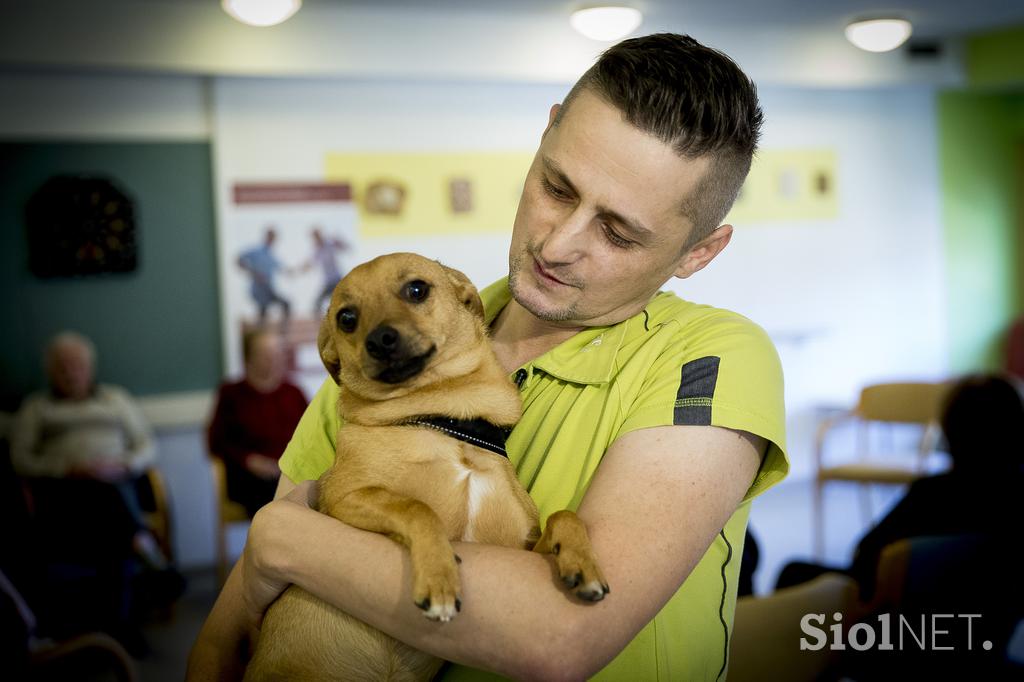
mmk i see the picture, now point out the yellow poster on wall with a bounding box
[325,152,535,237]
[727,148,838,222]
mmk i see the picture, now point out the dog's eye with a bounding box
[337,307,358,333]
[403,280,430,303]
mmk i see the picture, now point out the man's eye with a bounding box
[602,224,633,249]
[337,308,358,332]
[541,178,571,200]
[403,280,430,303]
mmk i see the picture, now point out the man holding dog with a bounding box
[191,33,787,681]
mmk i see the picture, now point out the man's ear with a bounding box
[317,314,342,385]
[673,225,733,279]
[441,264,484,320]
[543,103,561,136]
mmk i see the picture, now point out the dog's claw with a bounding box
[416,598,431,612]
[575,581,610,602]
[455,598,462,612]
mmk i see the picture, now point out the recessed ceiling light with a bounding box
[845,18,913,53]
[570,6,643,42]
[222,0,302,28]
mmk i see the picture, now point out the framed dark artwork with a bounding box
[25,175,139,278]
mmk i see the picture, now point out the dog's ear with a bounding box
[317,313,342,385]
[441,264,484,320]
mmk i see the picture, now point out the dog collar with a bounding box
[405,417,512,458]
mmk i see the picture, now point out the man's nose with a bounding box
[538,208,590,264]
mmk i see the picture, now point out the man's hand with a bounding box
[239,479,319,632]
[245,453,281,480]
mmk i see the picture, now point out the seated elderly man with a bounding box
[9,331,180,651]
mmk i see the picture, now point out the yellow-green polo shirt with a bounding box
[279,278,787,681]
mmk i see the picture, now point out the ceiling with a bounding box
[1,0,1022,87]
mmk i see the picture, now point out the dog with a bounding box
[244,253,608,681]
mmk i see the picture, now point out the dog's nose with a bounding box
[366,325,401,360]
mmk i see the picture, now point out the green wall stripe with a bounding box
[938,92,1024,372]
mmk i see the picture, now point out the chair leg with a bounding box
[216,514,228,587]
[813,478,825,560]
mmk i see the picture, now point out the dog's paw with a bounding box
[554,544,610,603]
[412,550,462,622]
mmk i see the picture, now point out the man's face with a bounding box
[247,334,287,386]
[49,342,94,400]
[508,89,721,328]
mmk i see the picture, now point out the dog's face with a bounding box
[318,253,487,398]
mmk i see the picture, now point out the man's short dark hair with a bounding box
[555,33,763,246]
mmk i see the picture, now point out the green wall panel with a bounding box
[0,142,222,406]
[938,93,1023,372]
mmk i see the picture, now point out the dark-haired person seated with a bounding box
[9,331,184,653]
[207,329,308,518]
[776,374,1024,677]
[777,373,1024,597]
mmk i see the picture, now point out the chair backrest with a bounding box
[858,535,1020,677]
[856,382,948,424]
[729,572,859,682]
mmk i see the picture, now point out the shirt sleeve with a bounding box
[107,386,157,474]
[278,378,342,484]
[615,311,788,501]
[9,394,65,477]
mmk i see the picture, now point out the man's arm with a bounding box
[110,386,157,474]
[186,475,304,681]
[209,424,762,681]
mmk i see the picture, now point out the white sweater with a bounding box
[10,384,156,478]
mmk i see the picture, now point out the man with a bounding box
[190,33,787,680]
[208,329,308,518]
[11,331,180,651]
[238,227,291,329]
[11,331,157,506]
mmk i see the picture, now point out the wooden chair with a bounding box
[813,382,948,558]
[141,468,173,560]
[209,456,250,585]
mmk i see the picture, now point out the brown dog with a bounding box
[244,253,608,681]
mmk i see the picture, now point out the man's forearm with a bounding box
[271,504,631,680]
[187,562,256,682]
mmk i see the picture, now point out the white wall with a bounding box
[673,86,948,477]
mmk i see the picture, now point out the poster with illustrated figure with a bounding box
[224,182,356,397]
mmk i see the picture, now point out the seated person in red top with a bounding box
[207,330,308,518]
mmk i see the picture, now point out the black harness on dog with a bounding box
[404,417,512,458]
